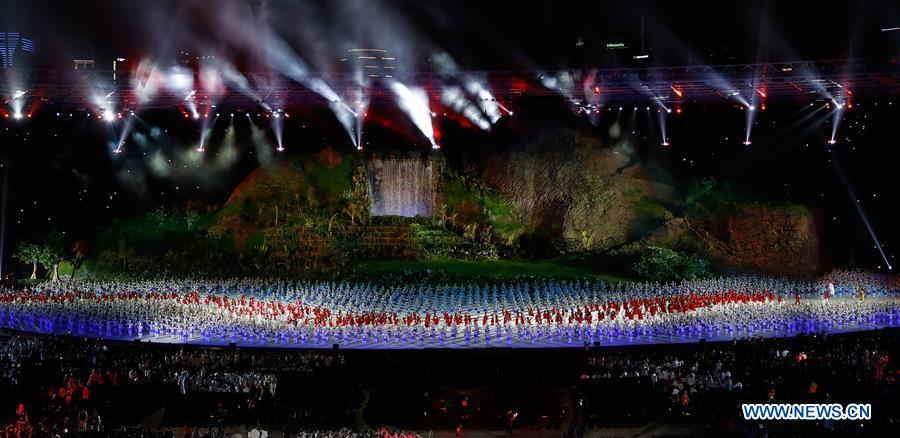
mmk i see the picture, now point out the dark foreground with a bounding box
[1,328,898,437]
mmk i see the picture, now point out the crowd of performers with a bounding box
[0,270,898,348]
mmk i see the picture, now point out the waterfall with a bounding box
[367,156,440,217]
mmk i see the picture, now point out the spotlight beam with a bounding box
[827,146,892,270]
[114,115,136,154]
[390,81,438,148]
[270,109,284,152]
[656,107,668,146]
[829,104,845,143]
[197,113,219,152]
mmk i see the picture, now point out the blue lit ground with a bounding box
[2,297,897,350]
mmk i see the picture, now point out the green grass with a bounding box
[351,259,631,282]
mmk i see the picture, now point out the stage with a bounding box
[2,297,897,350]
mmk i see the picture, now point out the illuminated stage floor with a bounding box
[2,297,897,350]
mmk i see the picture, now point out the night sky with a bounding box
[0,0,899,274]
[2,0,898,69]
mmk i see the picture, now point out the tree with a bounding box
[305,186,319,210]
[163,249,179,275]
[39,232,65,282]
[435,203,458,229]
[115,239,135,271]
[68,240,88,280]
[686,177,737,212]
[14,243,43,279]
[350,166,371,224]
[679,254,710,280]
[463,223,478,241]
[342,201,364,226]
[148,207,170,227]
[185,210,201,230]
[579,230,593,250]
[631,246,679,282]
[631,246,710,282]
[340,168,371,228]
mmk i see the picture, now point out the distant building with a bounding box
[73,59,96,70]
[0,32,36,69]
[339,48,396,80]
[112,57,136,82]
[177,50,216,68]
[176,50,191,66]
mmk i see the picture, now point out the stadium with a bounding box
[0,0,899,436]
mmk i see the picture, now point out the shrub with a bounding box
[686,177,737,212]
[630,246,710,282]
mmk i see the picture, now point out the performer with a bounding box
[14,403,32,438]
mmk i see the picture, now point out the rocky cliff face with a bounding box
[650,206,822,277]
[482,129,676,251]
[211,147,358,248]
